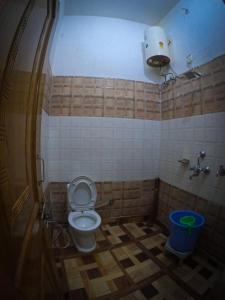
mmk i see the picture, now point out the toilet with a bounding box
[67,176,101,253]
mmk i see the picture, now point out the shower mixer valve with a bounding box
[189,151,210,180]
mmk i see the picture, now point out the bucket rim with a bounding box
[169,210,205,228]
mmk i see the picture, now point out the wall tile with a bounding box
[48,116,160,182]
[48,179,157,223]
[160,112,225,204]
[50,76,160,120]
[161,54,225,120]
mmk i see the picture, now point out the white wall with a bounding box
[51,16,160,82]
[49,0,65,67]
[159,0,225,75]
[47,117,160,182]
[160,112,225,205]
[51,1,225,81]
[40,109,49,190]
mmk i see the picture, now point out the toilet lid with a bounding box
[68,176,97,211]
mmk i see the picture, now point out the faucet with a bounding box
[189,151,210,180]
[189,157,201,180]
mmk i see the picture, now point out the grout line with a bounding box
[121,223,202,300]
[59,221,217,300]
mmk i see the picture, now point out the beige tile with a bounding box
[124,223,146,238]
[141,233,167,250]
[127,259,160,283]
[152,275,194,300]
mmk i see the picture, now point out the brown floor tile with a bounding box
[140,284,159,298]
[152,275,194,300]
[143,228,154,235]
[86,267,102,280]
[113,243,161,284]
[61,222,220,300]
[69,288,89,300]
[140,233,178,267]
[102,224,128,245]
[119,290,147,300]
[141,233,167,251]
[173,254,220,295]
[120,234,131,242]
[64,250,124,298]
[114,276,132,290]
[120,258,135,268]
[123,223,147,238]
[98,240,111,248]
[149,246,162,256]
[135,252,149,263]
[82,255,96,265]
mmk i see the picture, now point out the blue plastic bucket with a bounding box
[169,210,205,252]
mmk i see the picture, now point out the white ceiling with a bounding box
[64,0,180,25]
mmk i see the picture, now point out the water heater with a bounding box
[144,26,171,67]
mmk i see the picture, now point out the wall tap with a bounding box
[201,166,210,175]
[189,165,210,180]
[216,165,225,177]
[189,166,201,180]
[189,151,210,180]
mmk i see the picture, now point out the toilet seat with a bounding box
[68,176,97,211]
[68,211,101,232]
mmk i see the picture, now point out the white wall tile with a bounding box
[159,112,225,205]
[46,112,225,205]
[47,116,160,182]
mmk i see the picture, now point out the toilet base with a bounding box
[74,239,96,253]
[69,227,97,253]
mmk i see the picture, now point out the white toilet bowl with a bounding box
[67,176,101,253]
[68,210,101,252]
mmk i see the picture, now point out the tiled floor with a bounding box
[53,222,221,300]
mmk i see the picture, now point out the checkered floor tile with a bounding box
[102,223,131,245]
[120,275,194,300]
[64,251,126,298]
[53,221,221,299]
[112,243,160,283]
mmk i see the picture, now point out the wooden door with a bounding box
[0,1,63,299]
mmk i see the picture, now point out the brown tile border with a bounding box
[161,54,225,120]
[50,76,161,120]
[47,179,158,223]
[45,54,225,119]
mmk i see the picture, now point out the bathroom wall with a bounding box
[49,0,65,67]
[48,116,160,182]
[49,180,158,223]
[159,0,225,74]
[51,16,160,82]
[46,55,225,224]
[158,54,225,262]
[48,76,160,182]
[47,76,161,221]
[160,112,225,204]
[45,2,225,262]
[160,54,225,203]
